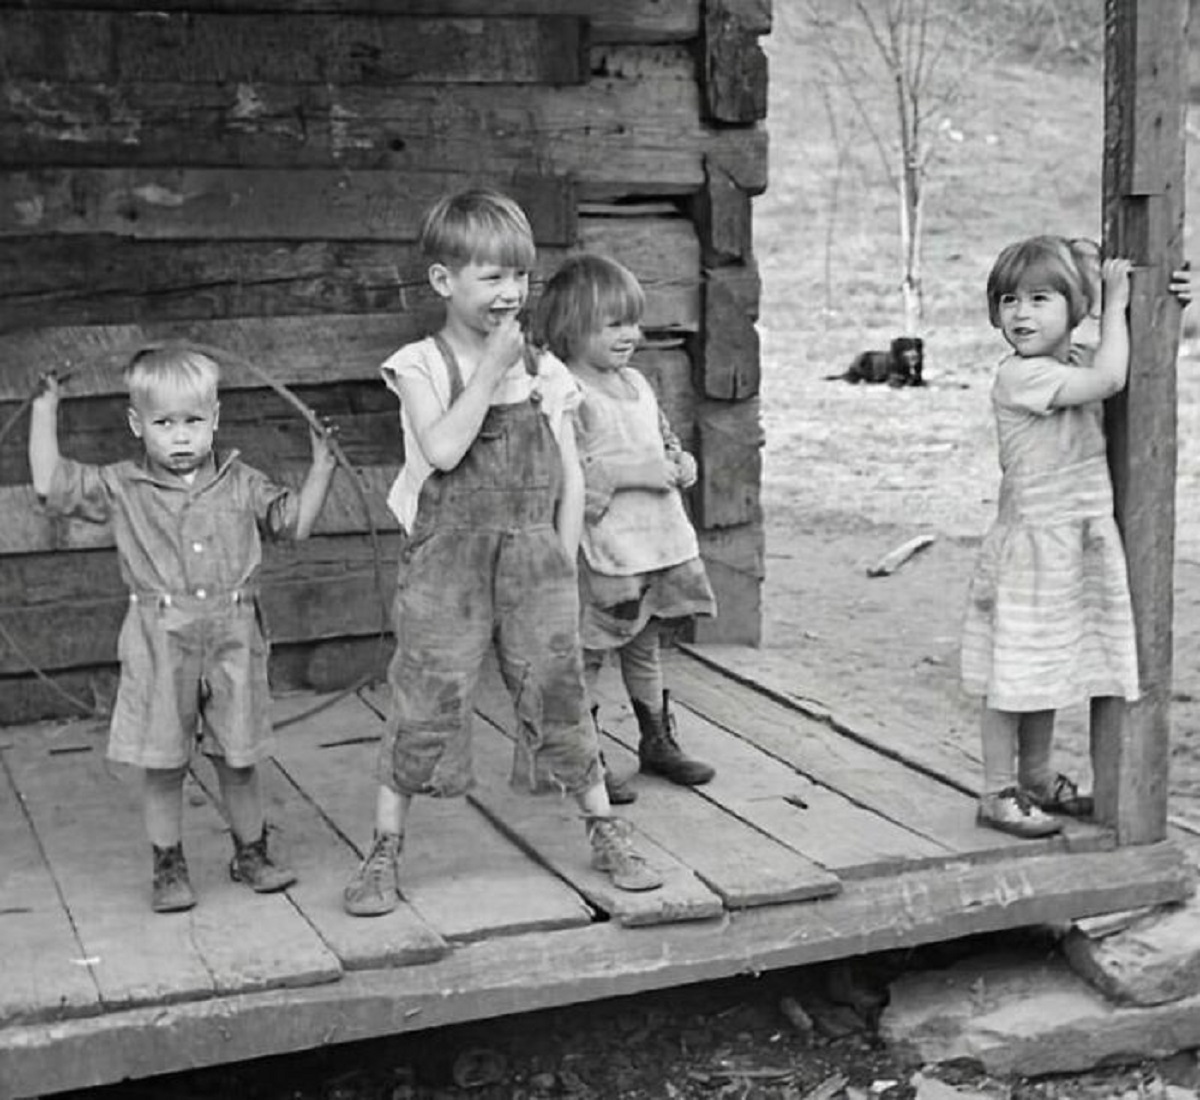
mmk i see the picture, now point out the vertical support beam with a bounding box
[1093,0,1188,844]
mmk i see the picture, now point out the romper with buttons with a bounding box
[378,338,602,799]
[43,453,297,769]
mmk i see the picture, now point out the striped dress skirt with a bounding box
[960,455,1139,711]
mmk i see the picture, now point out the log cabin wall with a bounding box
[0,0,769,724]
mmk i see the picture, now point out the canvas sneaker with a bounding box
[587,816,662,892]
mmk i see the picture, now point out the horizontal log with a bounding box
[0,315,409,402]
[0,1,700,44]
[0,534,401,675]
[0,169,576,243]
[0,217,699,335]
[0,68,767,197]
[0,383,403,486]
[0,12,587,85]
[0,466,401,555]
[695,398,763,529]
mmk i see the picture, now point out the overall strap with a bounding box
[429,332,466,403]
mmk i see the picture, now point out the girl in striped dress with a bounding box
[962,236,1135,838]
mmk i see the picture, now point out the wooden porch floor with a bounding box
[1,646,1192,1100]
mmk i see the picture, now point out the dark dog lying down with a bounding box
[827,337,925,387]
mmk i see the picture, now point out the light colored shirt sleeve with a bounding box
[994,346,1095,416]
[43,457,115,524]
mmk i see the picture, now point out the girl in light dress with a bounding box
[962,236,1135,837]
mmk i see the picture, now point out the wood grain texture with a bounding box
[0,169,576,243]
[1,841,1190,1100]
[0,11,587,85]
[1095,0,1188,844]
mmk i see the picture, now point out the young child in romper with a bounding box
[342,190,662,917]
[28,347,337,910]
[534,254,716,804]
[962,236,1136,837]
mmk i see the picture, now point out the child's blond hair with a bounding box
[986,235,1093,329]
[124,346,220,409]
[419,188,536,271]
[534,253,646,363]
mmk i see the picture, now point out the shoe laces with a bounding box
[997,786,1039,815]
[359,833,399,884]
[591,818,648,869]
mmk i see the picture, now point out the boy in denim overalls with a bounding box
[343,189,662,916]
[28,347,337,912]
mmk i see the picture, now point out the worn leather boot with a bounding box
[634,690,715,786]
[152,842,197,913]
[230,827,298,893]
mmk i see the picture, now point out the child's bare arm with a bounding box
[292,421,339,540]
[403,317,525,470]
[556,415,584,560]
[1053,257,1132,407]
[29,374,63,496]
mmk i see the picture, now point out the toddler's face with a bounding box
[997,283,1072,360]
[580,317,641,373]
[128,386,219,480]
[440,259,530,334]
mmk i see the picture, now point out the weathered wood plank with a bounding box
[695,397,763,529]
[680,642,983,795]
[0,466,400,555]
[701,0,770,122]
[497,669,841,908]
[0,12,587,85]
[692,522,763,645]
[0,169,576,243]
[1,724,342,1010]
[0,315,405,401]
[590,674,949,879]
[696,158,754,264]
[0,75,768,197]
[0,744,102,1025]
[699,263,761,399]
[664,652,1114,861]
[1,842,1190,1100]
[463,668,724,925]
[273,691,595,943]
[1095,0,1188,844]
[0,1,700,45]
[0,218,697,332]
[0,325,690,407]
[1,384,402,486]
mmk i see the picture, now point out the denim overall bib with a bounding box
[377,337,601,798]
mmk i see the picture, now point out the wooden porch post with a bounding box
[1093,0,1188,844]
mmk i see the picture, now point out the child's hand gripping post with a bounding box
[1170,260,1197,307]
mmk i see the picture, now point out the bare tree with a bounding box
[799,0,997,334]
[794,2,1102,334]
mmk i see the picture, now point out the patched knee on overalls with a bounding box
[388,723,473,798]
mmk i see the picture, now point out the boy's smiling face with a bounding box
[432,258,530,336]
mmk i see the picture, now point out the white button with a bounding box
[192,541,204,553]
[195,588,207,599]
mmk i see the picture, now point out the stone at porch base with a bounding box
[880,948,1200,1078]
[1064,899,1200,1006]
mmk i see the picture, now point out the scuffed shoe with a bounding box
[587,816,662,892]
[230,827,297,893]
[1025,773,1094,818]
[634,691,715,786]
[343,831,403,917]
[152,843,197,913]
[977,787,1062,838]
